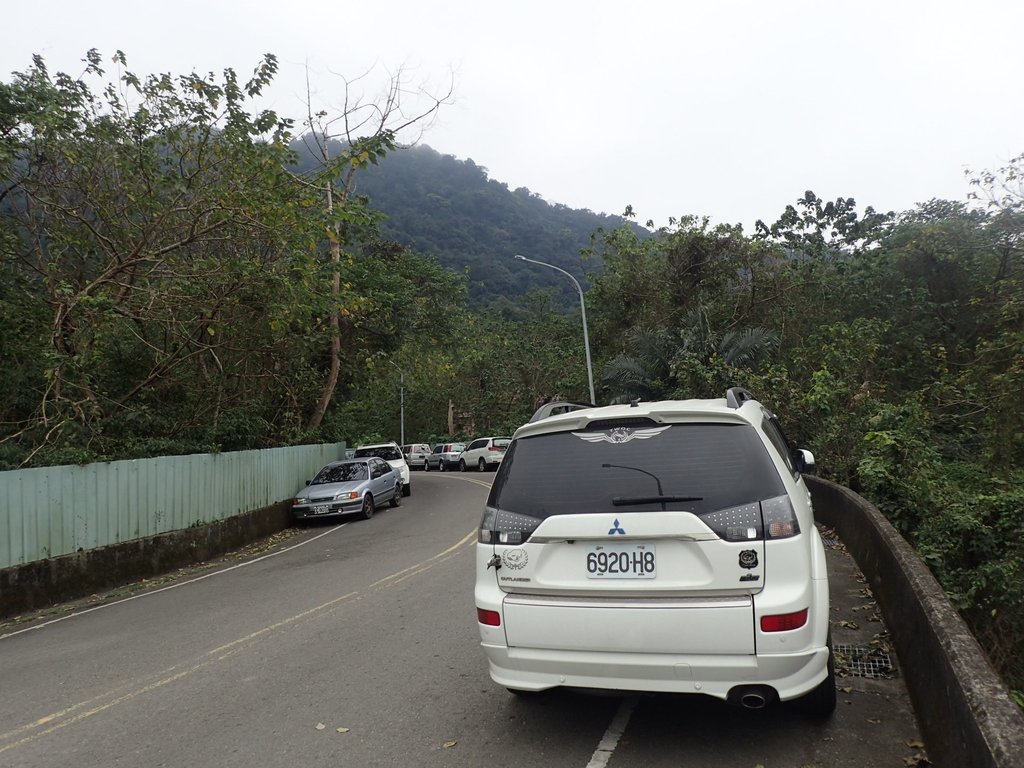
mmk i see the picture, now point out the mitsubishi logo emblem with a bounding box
[608,518,626,535]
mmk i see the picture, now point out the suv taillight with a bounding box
[478,506,542,545]
[701,495,800,542]
[761,495,800,539]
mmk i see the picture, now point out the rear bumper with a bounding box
[480,643,830,701]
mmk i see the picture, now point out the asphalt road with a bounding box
[0,472,926,767]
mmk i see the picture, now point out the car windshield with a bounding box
[490,423,785,519]
[493,438,511,450]
[313,463,367,483]
[355,446,402,461]
[450,444,465,452]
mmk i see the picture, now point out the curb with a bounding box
[806,476,1024,768]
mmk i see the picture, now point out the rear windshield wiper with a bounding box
[612,495,704,506]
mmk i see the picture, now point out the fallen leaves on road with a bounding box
[313,723,351,734]
[443,740,457,749]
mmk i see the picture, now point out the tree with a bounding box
[0,51,313,464]
[291,66,453,431]
[753,190,893,257]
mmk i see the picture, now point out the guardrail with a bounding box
[807,476,1024,768]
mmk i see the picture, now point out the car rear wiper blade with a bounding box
[612,495,704,506]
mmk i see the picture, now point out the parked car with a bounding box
[402,443,432,471]
[425,442,465,471]
[292,457,400,522]
[458,436,512,471]
[353,442,411,496]
[474,389,834,714]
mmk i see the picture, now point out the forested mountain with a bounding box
[292,141,644,303]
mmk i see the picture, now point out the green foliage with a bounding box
[0,52,464,465]
[914,475,1024,691]
[587,189,1024,697]
[2,51,1022,700]
[754,190,893,256]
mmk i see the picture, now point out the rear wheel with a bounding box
[389,484,402,507]
[402,482,411,497]
[478,458,487,472]
[358,494,374,520]
[459,459,467,472]
[439,460,446,472]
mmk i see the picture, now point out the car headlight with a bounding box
[334,491,360,501]
[294,497,308,505]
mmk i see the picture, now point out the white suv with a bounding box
[458,437,512,471]
[474,389,834,714]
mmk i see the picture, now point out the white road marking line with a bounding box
[586,696,638,768]
[0,523,349,640]
[2,476,489,641]
[0,529,479,752]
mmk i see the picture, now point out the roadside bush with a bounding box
[914,477,1024,696]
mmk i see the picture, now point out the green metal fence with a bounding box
[0,443,346,570]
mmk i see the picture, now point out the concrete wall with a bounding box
[807,476,1024,768]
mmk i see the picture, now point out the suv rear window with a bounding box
[490,423,785,518]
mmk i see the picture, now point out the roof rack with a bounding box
[725,387,756,409]
[528,401,594,423]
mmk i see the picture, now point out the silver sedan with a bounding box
[292,458,401,522]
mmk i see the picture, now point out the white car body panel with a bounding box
[502,593,755,654]
[479,644,829,699]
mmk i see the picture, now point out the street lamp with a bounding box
[514,254,596,404]
[382,357,405,446]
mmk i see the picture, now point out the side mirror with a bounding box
[794,449,816,475]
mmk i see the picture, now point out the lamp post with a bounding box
[514,254,596,404]
[383,358,405,446]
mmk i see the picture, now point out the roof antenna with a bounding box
[630,398,640,408]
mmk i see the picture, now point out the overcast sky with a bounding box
[4,1,1023,231]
